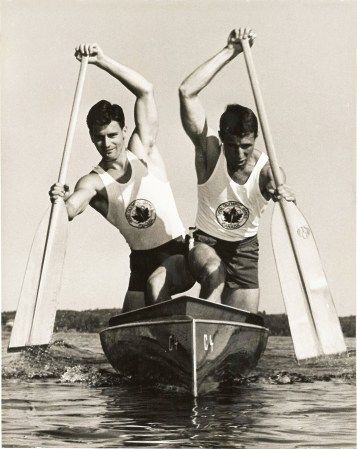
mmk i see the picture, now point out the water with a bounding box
[2,331,355,448]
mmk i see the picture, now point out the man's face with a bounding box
[90,120,126,161]
[221,131,256,167]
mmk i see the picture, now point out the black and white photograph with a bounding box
[2,0,355,447]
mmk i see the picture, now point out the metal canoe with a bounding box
[100,296,269,396]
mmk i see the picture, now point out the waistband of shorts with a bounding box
[130,235,185,255]
[194,229,258,248]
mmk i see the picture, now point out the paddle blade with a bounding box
[279,202,346,356]
[271,203,323,360]
[8,202,69,351]
[272,202,346,359]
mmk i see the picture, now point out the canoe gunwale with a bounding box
[100,318,269,335]
[108,295,262,327]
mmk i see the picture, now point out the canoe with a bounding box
[100,296,269,396]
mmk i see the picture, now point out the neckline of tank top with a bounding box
[94,150,146,185]
[95,161,134,186]
[223,149,267,187]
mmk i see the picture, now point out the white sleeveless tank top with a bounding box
[93,151,185,250]
[196,149,269,241]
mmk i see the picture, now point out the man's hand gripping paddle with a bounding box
[241,38,346,361]
[8,56,89,351]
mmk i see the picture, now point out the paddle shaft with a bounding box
[241,40,284,187]
[58,56,89,184]
[29,57,89,341]
[241,39,316,326]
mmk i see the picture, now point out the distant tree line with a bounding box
[258,312,291,336]
[338,316,356,338]
[257,312,356,338]
[52,308,120,332]
[1,309,119,333]
[2,309,356,337]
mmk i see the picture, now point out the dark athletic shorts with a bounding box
[193,229,259,289]
[128,236,186,292]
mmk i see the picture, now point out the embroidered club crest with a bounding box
[216,201,249,229]
[125,199,156,228]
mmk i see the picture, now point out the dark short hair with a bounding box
[219,104,258,138]
[86,100,125,132]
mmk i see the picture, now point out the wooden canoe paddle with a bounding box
[241,38,346,361]
[8,56,89,351]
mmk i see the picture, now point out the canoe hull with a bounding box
[100,298,269,396]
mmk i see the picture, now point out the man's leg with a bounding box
[146,254,195,304]
[121,290,145,313]
[188,242,226,303]
[221,287,260,313]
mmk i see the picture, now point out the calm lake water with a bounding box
[2,331,355,448]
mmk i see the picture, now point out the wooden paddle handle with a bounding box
[58,56,89,185]
[241,39,284,188]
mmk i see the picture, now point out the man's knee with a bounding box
[197,258,226,285]
[147,266,167,291]
[146,267,173,304]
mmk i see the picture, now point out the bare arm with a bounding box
[49,176,98,221]
[75,43,158,161]
[260,163,296,202]
[179,28,256,145]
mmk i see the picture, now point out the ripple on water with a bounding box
[2,333,355,448]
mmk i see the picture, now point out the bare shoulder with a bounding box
[253,148,265,161]
[74,172,102,193]
[76,172,108,217]
[63,171,106,219]
[129,133,167,177]
[256,151,271,194]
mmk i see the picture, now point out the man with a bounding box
[50,43,193,312]
[179,28,295,313]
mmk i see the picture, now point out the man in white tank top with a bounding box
[179,28,295,313]
[50,43,194,312]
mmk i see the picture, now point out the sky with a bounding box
[2,0,355,315]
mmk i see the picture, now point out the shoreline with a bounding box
[2,309,355,337]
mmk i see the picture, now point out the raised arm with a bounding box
[179,28,256,145]
[75,43,158,160]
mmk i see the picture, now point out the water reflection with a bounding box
[97,383,265,447]
[2,335,355,448]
